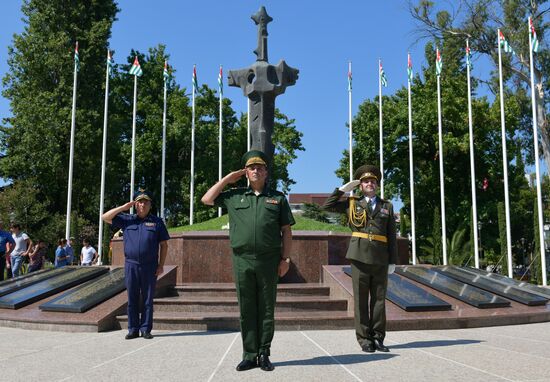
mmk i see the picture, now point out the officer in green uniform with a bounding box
[201,150,295,372]
[323,164,397,353]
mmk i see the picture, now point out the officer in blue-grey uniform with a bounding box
[102,189,170,340]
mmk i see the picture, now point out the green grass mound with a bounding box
[169,215,349,233]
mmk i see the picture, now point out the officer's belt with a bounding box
[352,232,388,243]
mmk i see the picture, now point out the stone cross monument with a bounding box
[228,6,299,167]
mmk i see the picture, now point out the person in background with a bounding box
[55,238,68,268]
[80,238,98,266]
[0,221,15,281]
[65,237,75,265]
[28,240,47,273]
[10,223,32,277]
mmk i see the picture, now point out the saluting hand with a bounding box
[339,180,360,193]
[122,201,136,211]
[224,169,247,184]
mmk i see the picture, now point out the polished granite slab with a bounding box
[0,268,73,297]
[460,266,550,299]
[0,267,109,309]
[395,266,511,308]
[40,268,126,313]
[435,266,548,306]
[342,266,452,311]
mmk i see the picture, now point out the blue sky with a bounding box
[0,1,496,196]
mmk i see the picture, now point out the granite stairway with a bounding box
[116,283,354,331]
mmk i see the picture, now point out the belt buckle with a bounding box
[368,233,373,241]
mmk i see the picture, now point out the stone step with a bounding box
[171,283,330,298]
[116,311,354,331]
[153,295,348,313]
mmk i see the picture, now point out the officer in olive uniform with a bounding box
[102,189,170,340]
[201,150,295,372]
[323,165,397,353]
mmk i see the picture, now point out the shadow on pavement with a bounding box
[152,330,237,338]
[390,339,482,349]
[275,353,397,366]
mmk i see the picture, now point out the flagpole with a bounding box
[130,70,138,214]
[218,65,223,217]
[348,61,353,182]
[497,29,513,278]
[378,59,384,199]
[190,65,196,225]
[65,42,78,240]
[408,53,417,265]
[161,61,168,221]
[436,49,448,265]
[97,50,111,266]
[466,40,480,269]
[528,19,547,285]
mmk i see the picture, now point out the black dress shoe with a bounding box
[142,332,153,339]
[125,332,139,340]
[374,339,389,352]
[258,354,274,371]
[361,343,376,353]
[236,359,257,371]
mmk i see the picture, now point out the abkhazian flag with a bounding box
[530,17,540,53]
[348,69,352,91]
[129,56,143,77]
[436,48,442,77]
[407,53,413,82]
[218,66,223,96]
[466,44,472,70]
[192,65,198,93]
[74,41,80,72]
[107,50,114,76]
[379,61,388,87]
[163,60,169,83]
[498,30,516,55]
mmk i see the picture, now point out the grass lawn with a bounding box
[169,215,350,233]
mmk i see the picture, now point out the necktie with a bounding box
[367,198,373,214]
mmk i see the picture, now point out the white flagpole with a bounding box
[218,65,223,217]
[161,61,168,222]
[65,42,78,240]
[497,29,513,278]
[408,53,417,265]
[130,71,138,214]
[378,59,384,199]
[97,50,111,266]
[190,65,196,225]
[436,49,448,265]
[528,19,547,285]
[348,61,353,182]
[466,40,480,269]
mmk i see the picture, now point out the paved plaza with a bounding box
[2,322,549,381]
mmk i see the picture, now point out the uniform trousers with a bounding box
[232,254,279,361]
[350,260,388,346]
[125,262,157,334]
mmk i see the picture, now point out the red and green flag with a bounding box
[498,30,516,55]
[129,56,143,77]
[379,61,388,87]
[407,53,413,82]
[192,65,198,93]
[465,44,472,70]
[218,66,223,96]
[436,48,442,77]
[163,60,169,83]
[74,41,80,72]
[530,17,540,53]
[347,68,352,92]
[107,50,113,76]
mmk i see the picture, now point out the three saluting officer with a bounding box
[323,164,397,353]
[201,150,295,372]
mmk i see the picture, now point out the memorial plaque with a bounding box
[0,266,109,309]
[436,266,548,306]
[40,268,126,313]
[395,266,510,308]
[460,266,550,299]
[343,266,452,311]
[0,268,72,297]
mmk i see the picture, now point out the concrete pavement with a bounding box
[2,322,550,381]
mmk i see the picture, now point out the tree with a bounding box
[409,0,550,176]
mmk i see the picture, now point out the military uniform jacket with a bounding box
[215,187,295,257]
[323,188,397,266]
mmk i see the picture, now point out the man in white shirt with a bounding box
[80,239,98,266]
[10,223,32,277]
